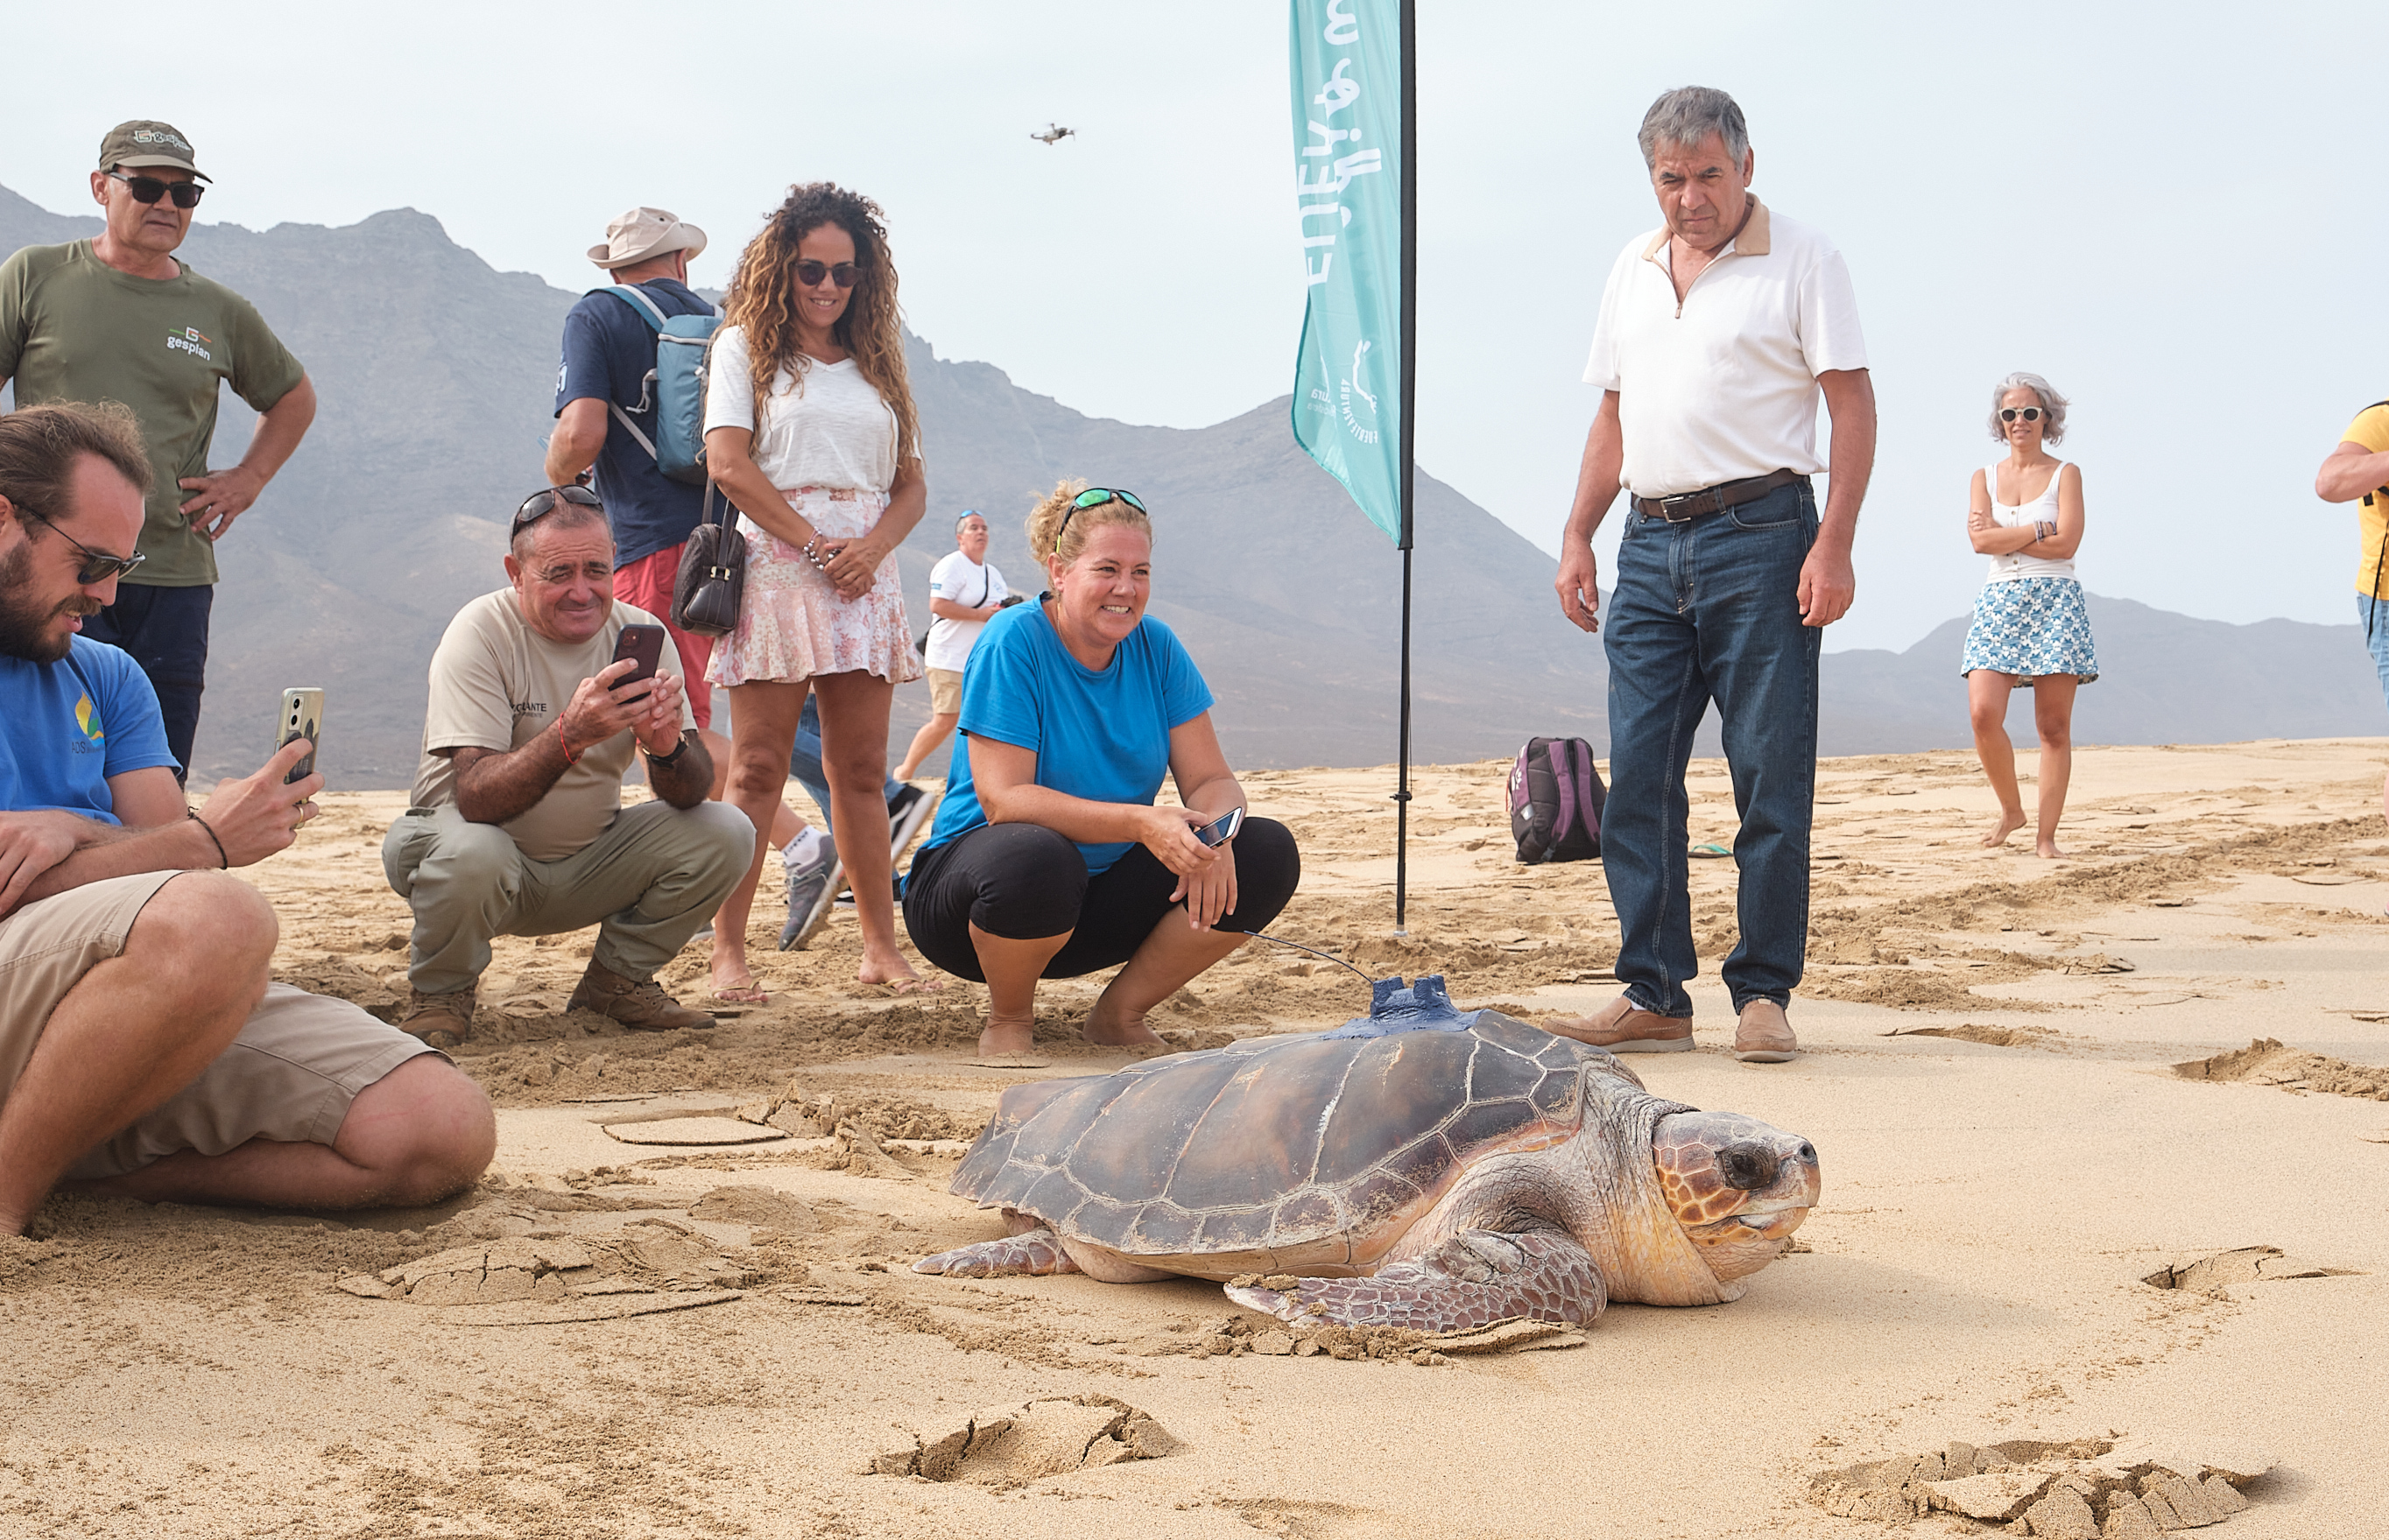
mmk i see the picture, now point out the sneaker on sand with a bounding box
[779,833,842,952]
[567,960,715,1032]
[398,987,476,1050]
[886,783,938,859]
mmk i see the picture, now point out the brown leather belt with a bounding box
[1631,467,1804,523]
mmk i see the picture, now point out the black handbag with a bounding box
[673,482,747,638]
[916,565,992,656]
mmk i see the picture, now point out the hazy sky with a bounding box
[9,2,2385,652]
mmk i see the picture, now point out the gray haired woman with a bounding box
[1961,372,2093,858]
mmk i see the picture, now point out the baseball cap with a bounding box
[588,207,708,270]
[98,120,208,182]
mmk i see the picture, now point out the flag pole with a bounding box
[1392,0,1417,935]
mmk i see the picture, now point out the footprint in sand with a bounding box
[866,1394,1180,1482]
[1808,1438,2273,1535]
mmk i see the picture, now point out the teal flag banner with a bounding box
[1288,0,1403,545]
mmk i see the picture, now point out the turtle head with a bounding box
[1652,1110,1820,1282]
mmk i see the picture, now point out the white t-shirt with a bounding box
[1584,200,1868,498]
[702,325,898,492]
[924,551,1009,672]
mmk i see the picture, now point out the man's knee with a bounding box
[131,873,277,997]
[336,1055,497,1206]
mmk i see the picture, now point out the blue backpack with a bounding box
[598,285,718,486]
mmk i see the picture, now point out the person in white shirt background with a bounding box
[895,510,1012,782]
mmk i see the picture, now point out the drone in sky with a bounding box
[1030,123,1076,146]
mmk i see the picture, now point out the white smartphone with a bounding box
[276,687,324,784]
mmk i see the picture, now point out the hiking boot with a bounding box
[398,987,476,1050]
[779,832,842,952]
[1733,999,1800,1063]
[886,783,938,859]
[1542,993,1694,1052]
[568,960,715,1033]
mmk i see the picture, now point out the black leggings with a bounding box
[902,818,1301,982]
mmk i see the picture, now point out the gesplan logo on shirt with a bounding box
[166,327,213,361]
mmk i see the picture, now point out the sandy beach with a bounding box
[4,739,2386,1538]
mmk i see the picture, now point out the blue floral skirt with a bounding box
[1960,576,2098,685]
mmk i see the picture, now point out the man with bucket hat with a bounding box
[0,121,319,782]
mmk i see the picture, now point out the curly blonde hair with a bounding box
[721,182,920,468]
[1026,479,1152,566]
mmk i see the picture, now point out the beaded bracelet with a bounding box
[801,534,830,571]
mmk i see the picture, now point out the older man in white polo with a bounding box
[1550,86,1876,1065]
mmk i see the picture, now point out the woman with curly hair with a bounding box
[701,182,934,998]
[900,482,1302,1059]
[1962,371,2094,859]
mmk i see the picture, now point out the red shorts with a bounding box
[613,545,713,732]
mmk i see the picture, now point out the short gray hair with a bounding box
[1638,87,1749,169]
[1989,372,2069,446]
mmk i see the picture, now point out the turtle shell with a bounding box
[949,1012,1655,1267]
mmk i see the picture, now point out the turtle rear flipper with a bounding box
[913,1227,1081,1278]
[1224,1229,1607,1333]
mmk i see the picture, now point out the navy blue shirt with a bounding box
[554,278,715,567]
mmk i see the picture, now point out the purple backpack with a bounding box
[1508,737,1605,863]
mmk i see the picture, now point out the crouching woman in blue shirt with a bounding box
[901,482,1300,1058]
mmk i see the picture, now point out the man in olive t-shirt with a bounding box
[381,493,754,1045]
[0,121,319,780]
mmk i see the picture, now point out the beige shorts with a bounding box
[0,871,440,1181]
[927,667,964,716]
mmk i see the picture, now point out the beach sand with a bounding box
[4,739,2386,1537]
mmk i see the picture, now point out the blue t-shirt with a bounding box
[924,601,1215,875]
[0,637,178,822]
[554,278,715,567]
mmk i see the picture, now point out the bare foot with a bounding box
[858,946,943,992]
[708,946,768,1004]
[978,1011,1036,1058]
[1981,809,2028,847]
[2035,839,2068,860]
[1082,998,1165,1048]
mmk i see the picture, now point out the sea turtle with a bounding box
[913,977,1819,1331]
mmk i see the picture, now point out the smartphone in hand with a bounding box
[1194,806,1244,847]
[276,687,325,784]
[610,623,667,706]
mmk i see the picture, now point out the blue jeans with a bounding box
[788,694,902,834]
[2359,594,2389,713]
[80,581,213,783]
[1602,481,1820,1016]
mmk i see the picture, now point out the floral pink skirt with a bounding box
[708,486,922,688]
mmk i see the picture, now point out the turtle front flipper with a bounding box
[1223,1230,1607,1333]
[913,1227,1082,1278]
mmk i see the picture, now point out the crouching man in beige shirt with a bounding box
[383,487,754,1044]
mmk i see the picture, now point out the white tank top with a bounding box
[1983,459,2074,582]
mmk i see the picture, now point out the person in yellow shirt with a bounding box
[2315,400,2389,823]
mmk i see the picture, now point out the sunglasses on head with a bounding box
[511,483,604,538]
[21,508,146,584]
[794,259,862,289]
[1054,487,1148,552]
[1999,406,2045,424]
[107,171,204,209]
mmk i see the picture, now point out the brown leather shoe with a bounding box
[398,987,476,1050]
[1734,999,1800,1063]
[569,960,715,1033]
[1543,992,1694,1052]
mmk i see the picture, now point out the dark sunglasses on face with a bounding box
[1999,406,2045,424]
[1054,487,1148,552]
[793,259,861,289]
[511,483,604,538]
[107,172,205,209]
[22,509,146,584]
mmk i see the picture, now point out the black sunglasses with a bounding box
[106,172,205,209]
[1998,406,2045,424]
[794,259,862,289]
[21,508,146,585]
[1054,487,1148,552]
[511,484,604,538]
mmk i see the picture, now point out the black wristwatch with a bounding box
[645,736,691,770]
